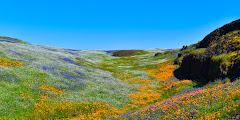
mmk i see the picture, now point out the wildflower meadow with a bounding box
[0,41,239,120]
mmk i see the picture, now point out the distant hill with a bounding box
[0,36,28,43]
[175,19,240,81]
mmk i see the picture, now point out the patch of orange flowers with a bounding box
[146,62,175,81]
[0,57,23,67]
[32,100,122,120]
[38,84,64,96]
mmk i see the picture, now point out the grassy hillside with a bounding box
[0,40,239,120]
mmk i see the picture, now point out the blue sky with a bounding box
[0,0,239,50]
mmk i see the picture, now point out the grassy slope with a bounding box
[0,41,239,120]
[0,42,133,119]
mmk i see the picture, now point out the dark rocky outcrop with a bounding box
[180,51,225,80]
[180,45,188,51]
[196,19,240,48]
[175,19,240,81]
[113,50,146,57]
[154,52,162,57]
[174,45,195,65]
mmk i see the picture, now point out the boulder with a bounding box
[154,52,162,57]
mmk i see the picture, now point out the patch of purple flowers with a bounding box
[76,71,86,77]
[76,57,84,60]
[42,66,58,75]
[61,72,80,79]
[0,74,20,83]
[182,87,203,94]
[62,58,83,67]
[57,71,88,91]
[105,50,119,54]
[5,49,24,57]
[61,71,87,80]
[0,40,18,43]
[57,79,87,91]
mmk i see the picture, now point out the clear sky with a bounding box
[0,0,239,50]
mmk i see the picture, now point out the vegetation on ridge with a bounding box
[0,36,28,44]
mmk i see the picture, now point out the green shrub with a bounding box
[181,46,196,54]
[191,48,206,55]
[212,52,237,63]
[210,43,217,47]
[178,56,183,61]
[211,52,239,74]
[224,30,240,36]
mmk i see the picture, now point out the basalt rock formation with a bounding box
[175,19,240,81]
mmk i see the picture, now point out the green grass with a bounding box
[191,48,206,55]
[225,30,240,36]
[154,52,174,59]
[211,52,239,74]
[181,46,196,53]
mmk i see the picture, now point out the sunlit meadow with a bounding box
[0,40,239,120]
